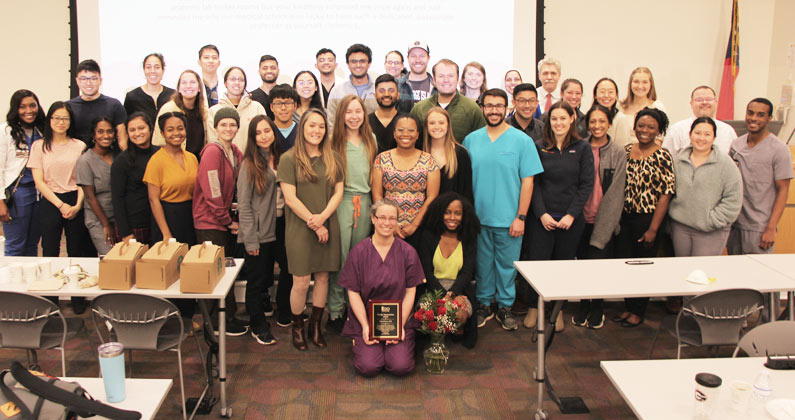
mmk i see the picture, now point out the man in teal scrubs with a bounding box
[463,88,543,331]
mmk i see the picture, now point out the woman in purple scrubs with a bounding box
[338,199,425,377]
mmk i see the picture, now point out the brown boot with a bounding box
[291,313,308,351]
[308,306,327,348]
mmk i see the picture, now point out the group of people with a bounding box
[1,40,792,378]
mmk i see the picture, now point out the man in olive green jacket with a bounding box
[411,59,485,143]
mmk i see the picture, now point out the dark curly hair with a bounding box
[421,192,480,245]
[633,107,669,136]
[5,89,46,150]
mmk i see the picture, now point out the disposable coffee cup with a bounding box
[37,259,52,279]
[730,380,752,414]
[694,372,722,419]
[8,263,23,283]
[62,266,80,288]
[98,342,126,403]
[21,262,38,284]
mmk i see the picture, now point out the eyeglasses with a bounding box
[693,98,715,104]
[385,60,402,66]
[295,80,315,87]
[272,101,295,108]
[482,104,506,111]
[515,98,538,106]
[348,59,369,65]
[78,76,99,83]
[51,116,70,123]
[227,77,245,83]
[375,215,398,223]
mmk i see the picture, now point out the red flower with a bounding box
[453,300,462,308]
[436,299,446,305]
[424,310,434,321]
[429,321,438,331]
[437,306,447,315]
[414,310,424,321]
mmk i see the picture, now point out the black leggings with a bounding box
[40,191,95,257]
[616,212,661,317]
[527,215,585,309]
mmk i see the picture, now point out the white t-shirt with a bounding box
[662,116,737,157]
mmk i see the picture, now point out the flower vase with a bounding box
[423,333,450,374]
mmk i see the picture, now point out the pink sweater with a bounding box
[192,142,243,231]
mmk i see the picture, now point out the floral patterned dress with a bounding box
[374,150,439,227]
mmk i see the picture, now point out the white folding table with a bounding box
[600,357,795,420]
[0,256,242,418]
[746,253,795,318]
[61,377,172,420]
[514,255,795,419]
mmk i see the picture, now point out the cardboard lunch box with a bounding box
[180,241,225,294]
[135,239,188,290]
[98,240,149,290]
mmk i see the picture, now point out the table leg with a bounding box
[535,295,546,419]
[789,292,794,321]
[218,296,229,417]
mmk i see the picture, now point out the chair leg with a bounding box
[192,332,210,384]
[677,343,682,359]
[177,349,187,420]
[648,324,663,359]
[60,348,66,376]
[27,349,40,371]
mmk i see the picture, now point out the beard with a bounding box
[485,114,505,127]
[376,97,396,109]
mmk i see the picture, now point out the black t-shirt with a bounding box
[250,88,274,120]
[67,94,127,148]
[321,83,334,108]
[368,112,398,154]
[123,86,175,126]
[185,108,206,158]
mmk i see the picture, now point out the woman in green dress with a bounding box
[277,108,344,351]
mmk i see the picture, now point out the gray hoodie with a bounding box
[668,146,743,232]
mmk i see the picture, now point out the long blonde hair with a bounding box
[330,95,377,182]
[422,107,458,179]
[293,108,343,184]
[619,67,658,110]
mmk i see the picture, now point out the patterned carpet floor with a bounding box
[1,299,754,419]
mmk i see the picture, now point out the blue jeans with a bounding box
[3,185,40,256]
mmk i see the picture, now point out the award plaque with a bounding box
[368,299,402,341]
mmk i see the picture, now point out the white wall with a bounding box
[0,0,70,119]
[545,0,783,124]
[2,0,792,145]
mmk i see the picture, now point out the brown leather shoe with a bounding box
[291,313,308,351]
[308,306,327,348]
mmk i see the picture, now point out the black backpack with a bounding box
[0,362,141,420]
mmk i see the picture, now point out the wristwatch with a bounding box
[517,214,526,221]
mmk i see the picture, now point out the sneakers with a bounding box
[476,304,494,328]
[523,308,538,329]
[263,296,274,317]
[214,317,249,336]
[572,307,588,327]
[325,316,345,334]
[251,329,276,345]
[495,307,519,331]
[587,312,605,330]
[276,312,309,327]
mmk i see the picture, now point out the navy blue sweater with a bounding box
[530,138,595,219]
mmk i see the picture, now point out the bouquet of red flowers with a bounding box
[413,289,464,335]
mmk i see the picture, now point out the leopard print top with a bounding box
[623,144,675,214]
